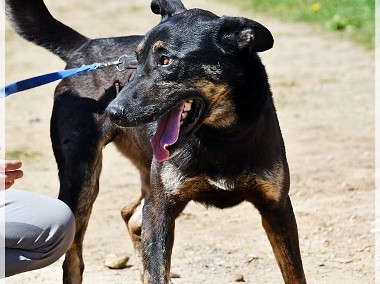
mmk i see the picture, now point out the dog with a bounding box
[106,1,306,283]
[6,0,306,283]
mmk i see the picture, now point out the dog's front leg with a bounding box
[259,196,306,284]
[141,162,185,284]
[141,194,173,284]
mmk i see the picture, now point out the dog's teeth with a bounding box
[184,101,192,112]
[181,112,188,121]
[180,100,193,123]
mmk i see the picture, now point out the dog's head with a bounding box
[106,0,273,162]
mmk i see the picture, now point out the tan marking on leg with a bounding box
[127,200,144,279]
[260,198,306,283]
[255,167,287,205]
[63,244,83,284]
[256,178,282,204]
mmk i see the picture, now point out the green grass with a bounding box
[6,147,41,160]
[235,0,375,48]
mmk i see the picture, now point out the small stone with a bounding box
[334,258,353,264]
[170,272,181,279]
[234,273,245,282]
[104,254,129,269]
[247,254,260,263]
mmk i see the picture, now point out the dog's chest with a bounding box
[206,177,232,191]
[160,163,239,194]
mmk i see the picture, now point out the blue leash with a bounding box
[1,54,137,98]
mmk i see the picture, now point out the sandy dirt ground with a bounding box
[4,0,375,283]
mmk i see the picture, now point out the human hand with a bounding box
[0,159,24,189]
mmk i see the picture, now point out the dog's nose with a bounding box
[106,105,124,121]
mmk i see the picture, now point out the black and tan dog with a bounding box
[107,1,306,283]
[6,0,306,283]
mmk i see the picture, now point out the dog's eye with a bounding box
[159,55,171,66]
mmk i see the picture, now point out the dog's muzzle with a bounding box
[106,104,125,122]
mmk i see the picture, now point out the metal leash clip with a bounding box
[94,54,138,71]
[116,55,138,71]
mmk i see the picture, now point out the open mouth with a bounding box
[151,98,204,162]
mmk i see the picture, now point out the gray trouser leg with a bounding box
[2,189,75,277]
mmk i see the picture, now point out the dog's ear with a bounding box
[151,0,186,20]
[217,16,274,53]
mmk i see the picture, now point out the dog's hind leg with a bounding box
[120,173,150,280]
[50,97,107,284]
[59,170,102,284]
[54,143,103,284]
[258,196,306,284]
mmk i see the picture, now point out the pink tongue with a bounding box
[151,103,184,161]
